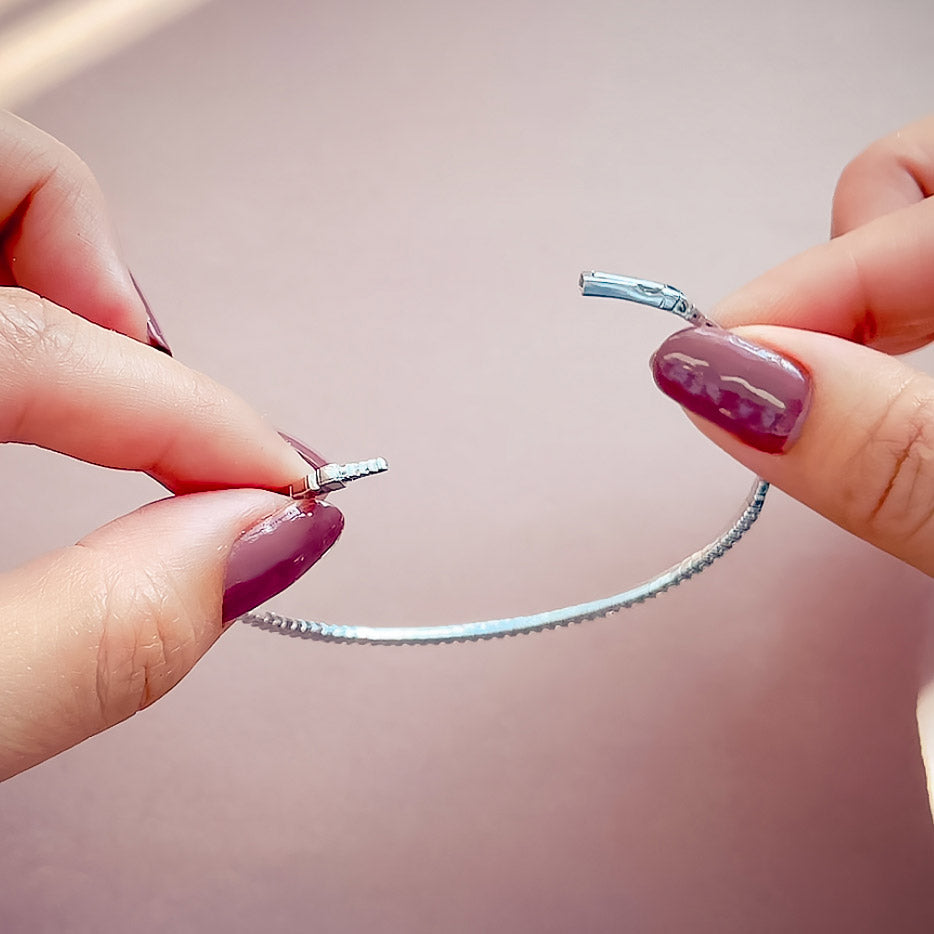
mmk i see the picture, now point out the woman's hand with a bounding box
[651,116,934,576]
[0,113,341,781]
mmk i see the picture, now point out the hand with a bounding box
[0,113,341,781]
[650,116,934,574]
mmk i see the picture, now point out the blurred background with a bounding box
[1,0,934,930]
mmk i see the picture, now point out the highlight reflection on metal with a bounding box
[242,272,770,645]
[580,271,711,326]
[288,457,389,498]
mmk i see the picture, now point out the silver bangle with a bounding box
[242,272,769,645]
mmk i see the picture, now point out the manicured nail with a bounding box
[651,327,811,454]
[222,499,344,623]
[130,272,173,356]
[278,431,326,469]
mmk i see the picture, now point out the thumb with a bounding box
[650,322,934,575]
[0,489,342,780]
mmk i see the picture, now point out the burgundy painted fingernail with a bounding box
[278,431,326,469]
[130,272,173,356]
[222,499,344,624]
[651,327,811,454]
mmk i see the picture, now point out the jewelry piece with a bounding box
[242,272,769,644]
[285,458,389,498]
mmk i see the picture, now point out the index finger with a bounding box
[0,287,312,494]
[0,111,150,343]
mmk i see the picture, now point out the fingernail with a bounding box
[651,327,811,454]
[130,272,173,356]
[222,499,344,623]
[278,431,326,469]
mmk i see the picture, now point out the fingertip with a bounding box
[222,498,344,624]
[0,113,153,346]
[831,144,927,238]
[651,325,812,457]
[662,323,934,575]
[831,118,934,238]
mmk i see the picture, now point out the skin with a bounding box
[3,111,933,780]
[0,112,325,780]
[677,115,934,577]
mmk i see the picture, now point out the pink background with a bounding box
[3,0,934,930]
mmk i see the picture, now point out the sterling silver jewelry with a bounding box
[286,458,389,498]
[242,272,769,644]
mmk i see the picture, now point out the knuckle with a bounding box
[186,373,229,422]
[0,289,77,367]
[87,553,203,726]
[832,139,896,228]
[0,292,81,439]
[845,377,934,545]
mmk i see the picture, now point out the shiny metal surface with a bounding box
[7,4,934,928]
[288,457,389,498]
[246,273,769,643]
[580,271,711,326]
[245,476,768,643]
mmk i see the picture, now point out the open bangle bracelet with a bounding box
[242,272,770,645]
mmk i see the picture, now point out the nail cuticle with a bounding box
[651,327,811,454]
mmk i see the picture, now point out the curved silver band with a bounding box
[241,272,770,645]
[243,477,768,644]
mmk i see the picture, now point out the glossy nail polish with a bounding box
[222,499,344,623]
[651,327,811,454]
[278,432,326,469]
[130,272,173,356]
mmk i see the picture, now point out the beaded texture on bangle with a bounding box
[243,272,769,645]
